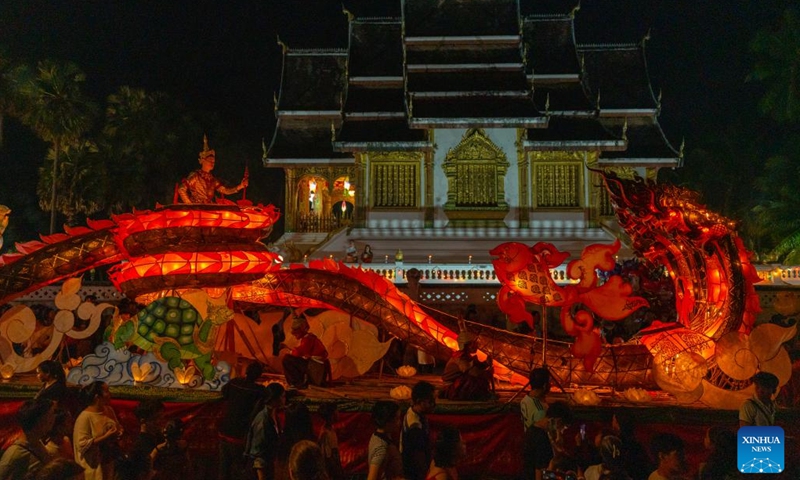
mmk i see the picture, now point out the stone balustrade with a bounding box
[756,265,800,286]
[9,262,800,305]
[352,262,577,285]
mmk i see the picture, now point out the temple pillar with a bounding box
[285,168,298,232]
[516,129,530,228]
[424,134,434,228]
[354,153,367,228]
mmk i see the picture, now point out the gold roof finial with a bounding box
[330,121,337,142]
[277,35,288,54]
[199,134,215,161]
[342,4,354,22]
[679,138,686,158]
[621,118,628,141]
[570,1,581,18]
[545,92,551,115]
[642,28,651,46]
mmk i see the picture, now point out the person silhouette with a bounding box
[177,135,247,204]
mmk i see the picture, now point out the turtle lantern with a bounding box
[112,296,230,381]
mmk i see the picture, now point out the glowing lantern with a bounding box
[131,363,153,385]
[397,365,417,378]
[0,363,15,381]
[621,388,651,403]
[390,385,412,400]
[640,323,713,394]
[572,389,601,405]
[174,366,197,387]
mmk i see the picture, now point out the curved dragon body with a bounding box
[601,172,763,392]
[602,174,759,338]
[0,177,769,394]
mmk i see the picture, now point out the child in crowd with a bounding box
[132,398,164,457]
[151,419,189,479]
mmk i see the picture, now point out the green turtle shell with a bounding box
[133,297,202,356]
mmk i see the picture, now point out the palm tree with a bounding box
[101,86,157,212]
[747,8,800,260]
[745,155,800,262]
[749,7,800,124]
[100,86,207,210]
[14,59,98,233]
[36,139,107,225]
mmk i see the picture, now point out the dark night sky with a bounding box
[0,0,790,240]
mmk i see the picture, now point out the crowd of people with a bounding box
[0,355,785,480]
[0,380,166,480]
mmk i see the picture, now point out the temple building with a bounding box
[264,0,681,263]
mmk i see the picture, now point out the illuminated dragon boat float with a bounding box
[0,174,793,408]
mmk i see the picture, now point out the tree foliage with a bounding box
[749,7,800,124]
[13,59,98,232]
[745,7,800,261]
[99,86,209,211]
[36,140,107,225]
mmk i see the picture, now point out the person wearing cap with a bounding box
[280,314,328,389]
[739,371,779,427]
[177,135,248,204]
[440,327,493,401]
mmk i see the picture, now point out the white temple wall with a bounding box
[527,211,588,229]
[366,210,425,228]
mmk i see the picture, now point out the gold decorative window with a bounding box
[530,152,583,209]
[369,152,421,208]
[443,129,509,210]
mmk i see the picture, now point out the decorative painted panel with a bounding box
[442,129,509,210]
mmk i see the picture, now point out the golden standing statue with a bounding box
[177,136,248,204]
[0,205,9,250]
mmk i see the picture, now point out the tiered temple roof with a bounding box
[266,49,351,165]
[337,17,429,151]
[402,0,543,129]
[523,14,581,82]
[578,42,661,116]
[598,120,682,166]
[265,0,680,168]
